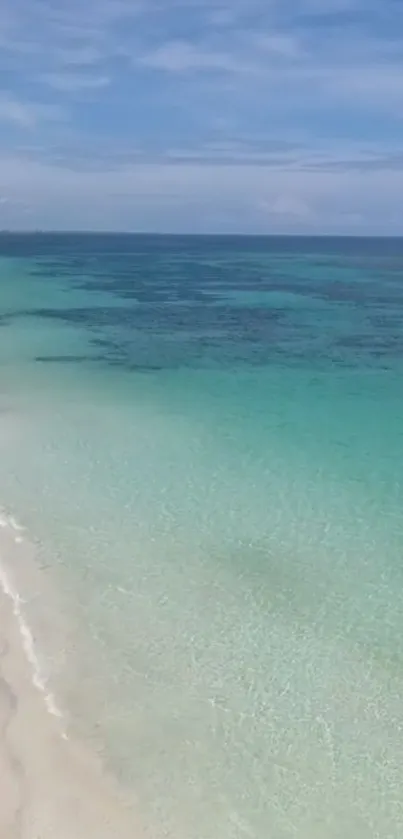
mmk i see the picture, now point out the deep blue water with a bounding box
[2,234,403,371]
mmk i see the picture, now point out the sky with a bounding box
[0,0,403,233]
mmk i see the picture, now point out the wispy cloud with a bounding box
[41,73,110,92]
[0,94,65,128]
[52,46,104,67]
[1,149,403,234]
[0,97,37,128]
[0,0,402,231]
[138,40,245,73]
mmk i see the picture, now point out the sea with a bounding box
[0,233,403,838]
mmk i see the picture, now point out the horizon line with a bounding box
[1,230,403,239]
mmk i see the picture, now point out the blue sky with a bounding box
[0,0,403,233]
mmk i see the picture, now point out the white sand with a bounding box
[0,518,143,839]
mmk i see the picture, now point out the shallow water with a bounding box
[1,234,403,838]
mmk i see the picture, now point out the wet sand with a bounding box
[0,520,143,839]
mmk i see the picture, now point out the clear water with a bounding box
[1,234,403,838]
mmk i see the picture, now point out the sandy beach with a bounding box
[0,519,142,839]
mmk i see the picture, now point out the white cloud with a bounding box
[295,0,365,12]
[0,97,35,127]
[0,0,403,231]
[41,73,110,92]
[0,152,402,234]
[139,40,245,73]
[254,34,303,60]
[269,194,313,219]
[0,0,142,68]
[326,64,403,112]
[53,45,104,67]
[0,95,65,128]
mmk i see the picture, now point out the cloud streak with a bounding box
[41,73,111,92]
[0,0,402,231]
[138,41,245,73]
[0,94,65,128]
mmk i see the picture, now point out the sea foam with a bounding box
[0,510,67,736]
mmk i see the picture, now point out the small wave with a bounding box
[9,515,26,533]
[0,511,67,738]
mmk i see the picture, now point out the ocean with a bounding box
[0,233,403,838]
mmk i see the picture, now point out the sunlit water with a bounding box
[1,234,403,838]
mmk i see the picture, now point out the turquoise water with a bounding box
[1,234,403,837]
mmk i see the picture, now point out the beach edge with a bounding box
[0,518,143,839]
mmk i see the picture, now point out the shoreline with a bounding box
[0,515,143,839]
